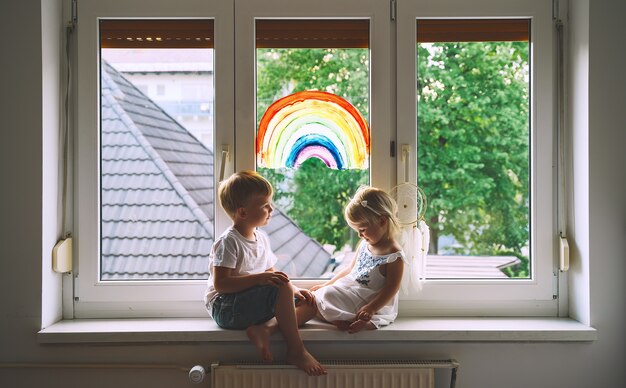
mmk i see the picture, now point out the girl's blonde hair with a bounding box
[218,170,273,219]
[344,186,400,239]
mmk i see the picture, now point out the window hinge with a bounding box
[390,0,397,22]
[552,0,559,21]
[552,272,559,300]
[69,0,78,30]
[390,141,396,157]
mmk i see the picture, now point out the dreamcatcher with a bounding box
[389,182,429,294]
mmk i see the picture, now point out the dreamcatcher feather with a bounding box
[389,183,429,294]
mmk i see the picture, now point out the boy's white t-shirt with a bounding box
[204,226,278,317]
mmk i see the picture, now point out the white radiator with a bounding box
[190,360,459,388]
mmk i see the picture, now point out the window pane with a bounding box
[256,19,370,279]
[100,20,214,281]
[417,19,530,279]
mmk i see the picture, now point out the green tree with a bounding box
[289,158,367,249]
[257,48,369,123]
[417,42,530,276]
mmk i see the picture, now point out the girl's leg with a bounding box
[331,320,352,331]
[295,299,318,327]
[347,319,376,334]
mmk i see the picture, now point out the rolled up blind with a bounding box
[100,19,214,49]
[417,19,529,43]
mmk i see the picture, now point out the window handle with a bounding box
[401,144,410,183]
[559,236,569,271]
[219,145,230,182]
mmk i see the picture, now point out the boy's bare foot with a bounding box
[246,325,273,362]
[331,320,351,331]
[347,319,376,334]
[286,348,327,376]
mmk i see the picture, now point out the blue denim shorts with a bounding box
[212,285,279,330]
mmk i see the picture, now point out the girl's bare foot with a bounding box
[331,320,351,331]
[246,325,273,362]
[286,348,327,376]
[347,319,376,334]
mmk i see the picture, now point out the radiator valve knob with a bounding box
[189,365,206,383]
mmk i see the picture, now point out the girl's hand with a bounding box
[294,288,315,306]
[257,271,289,287]
[355,305,376,321]
[309,283,326,292]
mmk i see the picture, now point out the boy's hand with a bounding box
[257,271,289,287]
[294,288,315,306]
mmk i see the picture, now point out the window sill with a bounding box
[38,317,596,344]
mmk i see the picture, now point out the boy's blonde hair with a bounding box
[218,170,273,219]
[344,186,400,239]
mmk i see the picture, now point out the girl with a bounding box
[302,186,406,333]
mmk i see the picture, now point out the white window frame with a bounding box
[395,0,558,316]
[73,0,559,319]
[233,0,394,189]
[234,0,394,287]
[74,0,234,318]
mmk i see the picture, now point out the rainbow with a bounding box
[257,91,370,170]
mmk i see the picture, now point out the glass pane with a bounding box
[100,20,214,280]
[256,19,370,279]
[416,20,530,279]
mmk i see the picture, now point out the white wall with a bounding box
[586,0,626,380]
[1,0,625,387]
[0,0,45,366]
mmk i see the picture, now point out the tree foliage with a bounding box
[290,159,367,249]
[417,42,530,276]
[257,48,369,123]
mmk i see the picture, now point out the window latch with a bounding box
[219,145,230,181]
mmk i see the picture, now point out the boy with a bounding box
[204,170,326,376]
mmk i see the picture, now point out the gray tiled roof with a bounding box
[263,213,330,277]
[101,61,331,280]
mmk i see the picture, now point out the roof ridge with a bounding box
[102,67,214,238]
[102,61,214,156]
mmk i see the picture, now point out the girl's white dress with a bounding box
[313,244,406,328]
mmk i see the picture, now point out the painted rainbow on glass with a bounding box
[256,91,370,170]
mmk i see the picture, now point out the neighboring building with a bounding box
[102,49,214,147]
[101,60,331,280]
